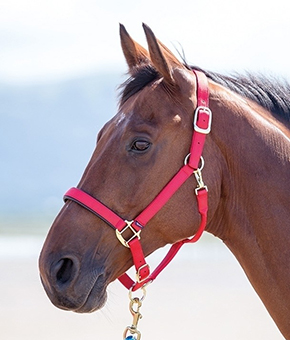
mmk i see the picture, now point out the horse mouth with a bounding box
[73,276,108,313]
[42,268,109,314]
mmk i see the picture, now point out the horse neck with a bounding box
[207,83,290,338]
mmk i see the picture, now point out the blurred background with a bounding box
[1,0,289,339]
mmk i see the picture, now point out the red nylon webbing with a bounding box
[64,187,126,230]
[135,164,193,227]
[119,188,208,291]
[189,70,211,169]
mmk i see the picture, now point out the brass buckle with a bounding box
[116,220,141,248]
[136,264,150,283]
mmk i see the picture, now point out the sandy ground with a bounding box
[0,234,284,340]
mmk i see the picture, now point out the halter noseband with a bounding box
[64,70,212,291]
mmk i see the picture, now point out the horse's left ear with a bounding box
[120,24,150,74]
[142,23,184,85]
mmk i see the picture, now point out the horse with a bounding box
[39,24,290,338]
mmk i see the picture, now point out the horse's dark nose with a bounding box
[39,253,83,310]
[51,255,80,289]
[54,258,74,284]
[39,253,80,292]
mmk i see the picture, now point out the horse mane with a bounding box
[194,67,290,123]
[119,64,290,123]
[119,65,160,105]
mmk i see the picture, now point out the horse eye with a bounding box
[131,140,151,152]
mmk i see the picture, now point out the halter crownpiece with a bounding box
[64,69,212,291]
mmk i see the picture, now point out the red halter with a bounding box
[64,70,212,291]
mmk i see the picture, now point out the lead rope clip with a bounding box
[193,156,208,195]
[123,286,147,340]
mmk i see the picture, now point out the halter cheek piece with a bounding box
[64,70,212,291]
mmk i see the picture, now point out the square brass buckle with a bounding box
[136,263,150,283]
[116,220,141,248]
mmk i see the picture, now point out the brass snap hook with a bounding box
[123,286,148,340]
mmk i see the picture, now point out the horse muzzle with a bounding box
[39,252,108,313]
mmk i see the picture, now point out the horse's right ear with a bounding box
[120,24,150,73]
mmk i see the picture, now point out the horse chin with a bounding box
[44,271,109,314]
[73,284,108,313]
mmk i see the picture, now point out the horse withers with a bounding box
[39,24,290,338]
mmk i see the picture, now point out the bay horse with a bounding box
[39,24,290,338]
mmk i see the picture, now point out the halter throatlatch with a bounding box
[64,70,212,291]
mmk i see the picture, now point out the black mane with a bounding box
[119,65,160,105]
[197,68,290,122]
[119,65,290,123]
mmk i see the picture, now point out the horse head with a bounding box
[39,24,222,313]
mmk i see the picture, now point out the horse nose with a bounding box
[51,255,80,288]
[39,253,87,310]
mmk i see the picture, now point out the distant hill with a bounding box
[0,72,125,223]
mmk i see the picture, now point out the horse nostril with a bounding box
[54,257,79,286]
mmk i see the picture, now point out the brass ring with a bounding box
[129,285,147,303]
[184,153,205,170]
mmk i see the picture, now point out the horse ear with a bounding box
[120,24,150,73]
[142,23,183,85]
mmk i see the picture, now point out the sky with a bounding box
[1,0,290,84]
